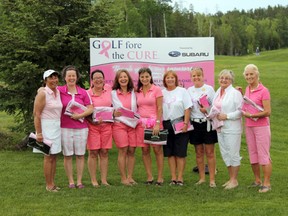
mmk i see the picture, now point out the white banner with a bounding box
[90,37,214,88]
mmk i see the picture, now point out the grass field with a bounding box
[0,49,288,216]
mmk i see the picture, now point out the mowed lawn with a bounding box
[0,49,288,216]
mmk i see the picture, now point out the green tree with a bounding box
[0,0,120,132]
[276,8,288,47]
[245,23,257,54]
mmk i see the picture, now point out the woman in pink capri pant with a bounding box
[242,64,272,193]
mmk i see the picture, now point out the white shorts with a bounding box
[42,119,61,154]
[61,128,88,156]
[217,132,242,167]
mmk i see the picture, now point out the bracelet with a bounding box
[184,122,188,125]
[36,133,42,136]
[249,114,252,118]
[156,120,161,124]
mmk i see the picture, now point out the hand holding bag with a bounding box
[27,133,52,155]
[144,129,168,145]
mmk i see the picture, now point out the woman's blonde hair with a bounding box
[190,67,204,77]
[243,64,260,79]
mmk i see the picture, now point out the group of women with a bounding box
[34,64,272,193]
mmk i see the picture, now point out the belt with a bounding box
[191,118,207,123]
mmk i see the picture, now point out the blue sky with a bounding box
[172,0,288,14]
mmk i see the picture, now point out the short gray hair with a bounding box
[219,69,235,83]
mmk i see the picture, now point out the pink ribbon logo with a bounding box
[99,41,111,58]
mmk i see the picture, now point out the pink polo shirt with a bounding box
[214,92,225,111]
[115,89,132,110]
[41,86,62,119]
[87,86,112,107]
[58,85,92,129]
[136,84,162,118]
[244,83,270,127]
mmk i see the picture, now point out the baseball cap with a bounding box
[43,69,59,80]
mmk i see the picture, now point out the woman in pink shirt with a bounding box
[33,69,62,192]
[136,67,164,186]
[242,64,272,193]
[86,69,113,187]
[111,69,138,185]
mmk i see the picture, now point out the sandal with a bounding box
[77,184,85,189]
[195,180,206,185]
[127,178,137,185]
[54,186,61,190]
[129,181,138,185]
[144,180,154,185]
[222,181,230,187]
[46,186,59,192]
[68,184,76,189]
[258,185,271,193]
[209,182,217,188]
[169,180,177,185]
[224,182,238,190]
[121,181,132,186]
[248,182,262,188]
[177,181,184,186]
[155,182,163,186]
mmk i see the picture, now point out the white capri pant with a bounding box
[217,132,242,167]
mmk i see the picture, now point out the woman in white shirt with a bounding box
[212,69,243,190]
[162,70,192,186]
[187,67,218,188]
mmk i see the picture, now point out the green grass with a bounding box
[1,49,288,215]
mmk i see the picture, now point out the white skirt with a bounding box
[41,119,61,154]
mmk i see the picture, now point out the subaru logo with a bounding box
[168,51,181,57]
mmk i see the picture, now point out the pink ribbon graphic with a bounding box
[99,41,111,58]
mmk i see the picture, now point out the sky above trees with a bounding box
[172,0,288,14]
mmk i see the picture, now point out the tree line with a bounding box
[0,0,287,132]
